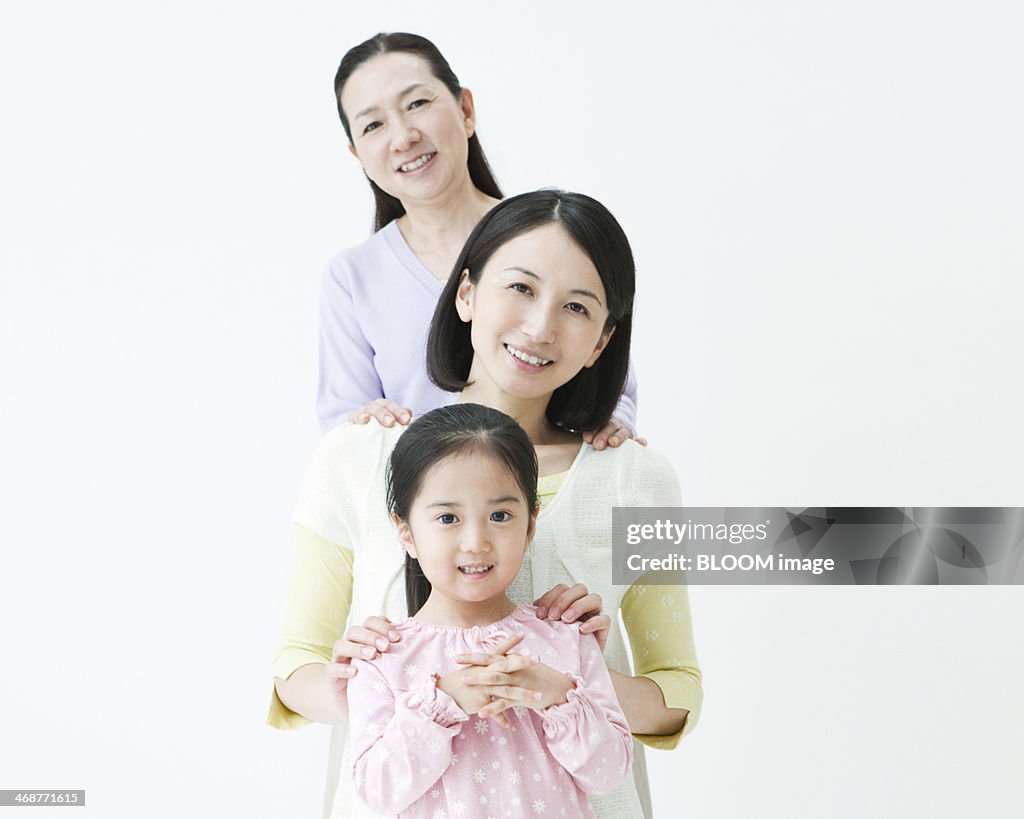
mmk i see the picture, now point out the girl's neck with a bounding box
[413,591,517,629]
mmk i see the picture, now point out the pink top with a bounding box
[347,605,632,818]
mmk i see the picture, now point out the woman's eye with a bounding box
[362,121,381,135]
[490,511,512,523]
[566,302,590,317]
[510,283,532,295]
[409,98,430,110]
[438,513,458,525]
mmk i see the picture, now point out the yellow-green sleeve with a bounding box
[266,524,354,730]
[621,575,703,750]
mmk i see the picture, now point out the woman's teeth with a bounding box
[459,565,493,574]
[507,345,551,366]
[399,153,435,172]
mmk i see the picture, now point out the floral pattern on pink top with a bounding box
[347,605,632,818]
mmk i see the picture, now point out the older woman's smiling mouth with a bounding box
[398,152,436,173]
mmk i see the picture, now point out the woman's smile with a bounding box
[458,223,612,404]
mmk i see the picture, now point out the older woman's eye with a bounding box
[510,282,532,295]
[409,98,430,110]
[362,121,382,135]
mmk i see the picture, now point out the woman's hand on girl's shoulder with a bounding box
[329,615,401,692]
[533,583,611,653]
[348,398,413,427]
[581,416,647,451]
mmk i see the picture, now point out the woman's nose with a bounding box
[391,119,421,153]
[520,306,556,344]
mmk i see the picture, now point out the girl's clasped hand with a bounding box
[325,584,611,715]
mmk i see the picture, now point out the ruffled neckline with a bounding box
[397,604,538,636]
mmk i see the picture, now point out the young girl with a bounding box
[346,403,632,818]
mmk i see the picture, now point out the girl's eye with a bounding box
[490,511,512,523]
[438,513,458,525]
[566,302,590,317]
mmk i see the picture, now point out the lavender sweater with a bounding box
[316,221,638,433]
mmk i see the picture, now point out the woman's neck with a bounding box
[457,384,566,445]
[414,591,516,629]
[397,181,498,269]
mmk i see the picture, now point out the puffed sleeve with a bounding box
[539,631,633,795]
[316,257,385,433]
[266,525,354,729]
[349,663,469,815]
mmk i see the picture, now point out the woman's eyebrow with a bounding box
[353,83,432,121]
[503,267,604,307]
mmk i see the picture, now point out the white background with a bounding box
[1,1,1022,817]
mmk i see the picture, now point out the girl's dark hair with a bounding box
[427,189,635,433]
[386,403,538,616]
[334,32,503,232]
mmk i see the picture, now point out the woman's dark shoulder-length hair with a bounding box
[333,32,502,232]
[426,189,636,434]
[386,403,539,616]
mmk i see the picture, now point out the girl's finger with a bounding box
[455,633,524,664]
[484,653,539,674]
[486,685,541,704]
[479,697,514,719]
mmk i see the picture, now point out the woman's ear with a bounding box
[347,141,360,162]
[460,88,477,138]
[583,325,615,368]
[455,269,474,323]
[392,512,417,559]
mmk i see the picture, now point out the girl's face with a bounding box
[395,451,535,608]
[456,223,614,404]
[340,52,476,207]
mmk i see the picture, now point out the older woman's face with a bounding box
[341,52,475,208]
[455,224,614,403]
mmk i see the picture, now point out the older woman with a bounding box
[316,32,638,449]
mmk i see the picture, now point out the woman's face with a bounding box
[456,224,614,404]
[340,52,475,207]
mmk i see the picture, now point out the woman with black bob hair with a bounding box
[427,189,634,435]
[318,32,639,449]
[273,190,701,819]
